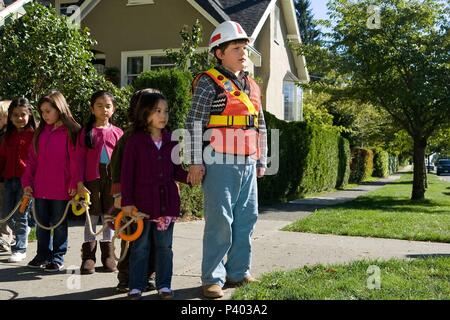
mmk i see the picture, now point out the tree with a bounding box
[165,19,214,77]
[328,0,450,200]
[0,2,129,123]
[294,0,322,46]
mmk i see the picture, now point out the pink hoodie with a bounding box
[22,124,79,201]
[78,125,123,182]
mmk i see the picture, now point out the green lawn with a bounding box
[232,257,450,300]
[284,173,450,242]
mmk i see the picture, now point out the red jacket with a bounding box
[0,128,34,180]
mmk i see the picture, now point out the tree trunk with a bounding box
[411,137,427,200]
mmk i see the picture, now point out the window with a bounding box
[283,78,303,122]
[126,56,144,84]
[150,55,174,70]
[121,50,177,86]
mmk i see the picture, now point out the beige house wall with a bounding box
[81,0,215,71]
[255,0,299,120]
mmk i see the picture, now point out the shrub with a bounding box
[349,148,374,183]
[258,111,350,202]
[373,148,390,178]
[133,69,192,130]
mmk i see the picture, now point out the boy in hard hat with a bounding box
[185,20,267,299]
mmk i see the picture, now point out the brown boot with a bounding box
[100,241,117,272]
[80,241,97,275]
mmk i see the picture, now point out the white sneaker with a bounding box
[8,252,26,262]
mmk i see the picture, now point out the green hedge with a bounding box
[258,111,350,202]
[133,69,192,130]
[349,148,374,183]
[373,148,389,178]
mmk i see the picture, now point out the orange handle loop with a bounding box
[114,210,144,242]
[19,195,31,214]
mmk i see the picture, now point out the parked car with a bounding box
[436,159,450,176]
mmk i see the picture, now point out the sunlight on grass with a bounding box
[232,257,450,300]
[284,174,450,242]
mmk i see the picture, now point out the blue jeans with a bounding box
[201,153,258,286]
[129,221,174,291]
[4,178,30,254]
[34,198,69,266]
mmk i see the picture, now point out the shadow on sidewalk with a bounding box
[0,265,52,283]
[14,285,208,300]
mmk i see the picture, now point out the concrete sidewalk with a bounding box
[1,173,449,300]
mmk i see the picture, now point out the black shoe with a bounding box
[44,262,64,272]
[27,256,48,269]
[116,280,128,293]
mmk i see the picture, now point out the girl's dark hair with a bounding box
[133,92,167,133]
[128,88,161,123]
[34,91,81,153]
[84,90,116,148]
[6,97,37,137]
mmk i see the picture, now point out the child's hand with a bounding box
[23,186,33,195]
[68,188,77,197]
[122,205,137,217]
[113,196,122,209]
[257,167,266,178]
[77,182,90,196]
[187,164,205,186]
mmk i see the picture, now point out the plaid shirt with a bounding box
[185,66,267,167]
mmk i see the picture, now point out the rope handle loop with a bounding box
[71,192,91,216]
[114,209,147,242]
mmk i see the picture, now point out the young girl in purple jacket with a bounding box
[22,91,81,272]
[121,92,188,300]
[77,91,123,274]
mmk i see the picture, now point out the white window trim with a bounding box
[120,48,208,87]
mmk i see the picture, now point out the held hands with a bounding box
[257,167,266,178]
[187,164,205,186]
[122,205,138,217]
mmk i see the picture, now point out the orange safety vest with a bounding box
[199,68,261,158]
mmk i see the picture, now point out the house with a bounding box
[12,0,310,121]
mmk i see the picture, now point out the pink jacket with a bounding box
[78,125,123,182]
[21,124,79,201]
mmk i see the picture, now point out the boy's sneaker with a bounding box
[8,252,26,262]
[127,289,142,300]
[27,256,48,269]
[158,287,174,300]
[44,262,64,272]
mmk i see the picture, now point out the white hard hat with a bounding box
[208,21,253,52]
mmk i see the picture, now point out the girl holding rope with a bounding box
[0,98,36,262]
[22,91,80,272]
[76,90,123,274]
[121,92,188,300]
